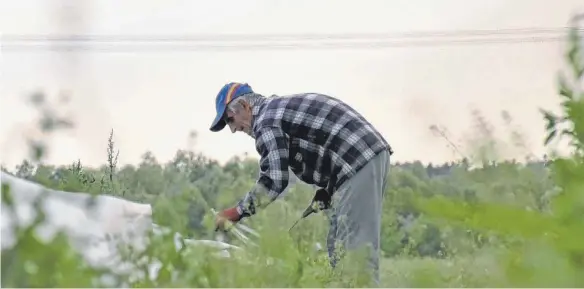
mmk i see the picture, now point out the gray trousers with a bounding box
[326,150,390,287]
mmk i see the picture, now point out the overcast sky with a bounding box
[1,0,583,168]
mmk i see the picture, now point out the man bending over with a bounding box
[210,82,393,286]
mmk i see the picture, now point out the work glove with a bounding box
[312,188,332,211]
[289,188,332,232]
[214,206,243,232]
[302,188,332,218]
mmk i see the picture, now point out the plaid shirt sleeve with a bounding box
[236,126,290,218]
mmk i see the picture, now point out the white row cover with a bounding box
[0,171,246,286]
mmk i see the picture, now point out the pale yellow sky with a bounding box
[1,0,583,168]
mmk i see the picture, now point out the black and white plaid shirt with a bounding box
[236,93,392,217]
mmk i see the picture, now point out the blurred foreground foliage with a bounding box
[1,22,583,287]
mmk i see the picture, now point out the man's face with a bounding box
[225,100,254,137]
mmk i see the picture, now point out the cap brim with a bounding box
[210,119,227,132]
[210,107,227,132]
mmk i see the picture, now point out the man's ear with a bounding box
[241,99,252,112]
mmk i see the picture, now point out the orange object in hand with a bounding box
[215,207,242,231]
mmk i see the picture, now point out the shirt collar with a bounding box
[251,96,267,132]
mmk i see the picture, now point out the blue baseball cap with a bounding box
[209,82,254,132]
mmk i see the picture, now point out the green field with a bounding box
[1,23,583,288]
[380,254,497,287]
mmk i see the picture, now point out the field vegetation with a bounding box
[1,22,583,288]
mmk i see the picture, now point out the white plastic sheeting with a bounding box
[0,171,243,285]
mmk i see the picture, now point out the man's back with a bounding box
[252,93,392,192]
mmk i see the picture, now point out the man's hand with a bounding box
[215,206,243,232]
